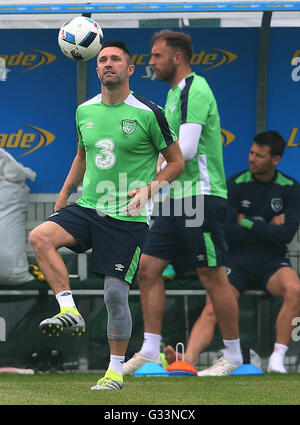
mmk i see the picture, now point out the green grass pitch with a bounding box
[0,372,300,405]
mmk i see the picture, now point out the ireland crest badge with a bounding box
[122,119,137,135]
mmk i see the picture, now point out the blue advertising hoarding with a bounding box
[0,29,77,192]
[0,27,299,193]
[267,28,300,178]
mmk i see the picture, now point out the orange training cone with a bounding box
[166,360,197,375]
[165,342,198,376]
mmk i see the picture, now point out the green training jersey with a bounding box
[75,91,176,222]
[165,72,227,199]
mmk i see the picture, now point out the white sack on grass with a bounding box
[0,149,36,285]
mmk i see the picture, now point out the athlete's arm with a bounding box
[240,210,299,245]
[154,140,185,189]
[224,178,258,245]
[159,123,201,171]
[238,183,300,245]
[178,123,202,161]
[239,216,298,245]
[55,144,86,211]
[126,141,184,217]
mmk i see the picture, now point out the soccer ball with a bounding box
[58,16,103,61]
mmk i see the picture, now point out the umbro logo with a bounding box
[241,199,251,208]
[86,121,95,129]
[115,264,125,272]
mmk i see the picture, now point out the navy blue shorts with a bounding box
[226,256,292,294]
[46,203,148,285]
[143,195,227,268]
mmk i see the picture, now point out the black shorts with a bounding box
[143,195,227,268]
[226,256,292,294]
[46,203,148,285]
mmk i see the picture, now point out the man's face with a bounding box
[149,39,177,83]
[96,46,133,87]
[248,142,279,175]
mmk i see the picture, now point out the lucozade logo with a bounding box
[138,48,238,79]
[189,48,238,71]
[221,129,236,146]
[287,128,300,146]
[0,125,56,157]
[0,49,56,73]
[133,48,237,70]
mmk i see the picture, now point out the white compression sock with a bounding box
[141,332,162,360]
[55,290,77,310]
[223,338,243,366]
[108,354,125,375]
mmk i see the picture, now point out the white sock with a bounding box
[223,338,243,366]
[268,343,288,373]
[107,354,125,375]
[55,290,77,310]
[272,343,288,358]
[141,332,161,360]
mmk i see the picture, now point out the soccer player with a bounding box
[123,30,243,376]
[29,40,184,390]
[164,131,300,375]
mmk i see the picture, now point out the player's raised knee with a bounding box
[29,224,51,251]
[29,227,42,249]
[288,281,300,301]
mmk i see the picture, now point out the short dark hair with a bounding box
[100,40,132,63]
[254,130,286,157]
[151,30,193,63]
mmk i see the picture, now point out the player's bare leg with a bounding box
[197,267,240,339]
[29,221,77,294]
[123,254,168,374]
[267,267,300,373]
[196,267,242,376]
[138,255,169,336]
[29,221,85,335]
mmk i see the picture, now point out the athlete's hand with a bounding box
[156,156,166,175]
[237,213,245,224]
[270,213,285,225]
[125,186,149,217]
[54,196,68,212]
